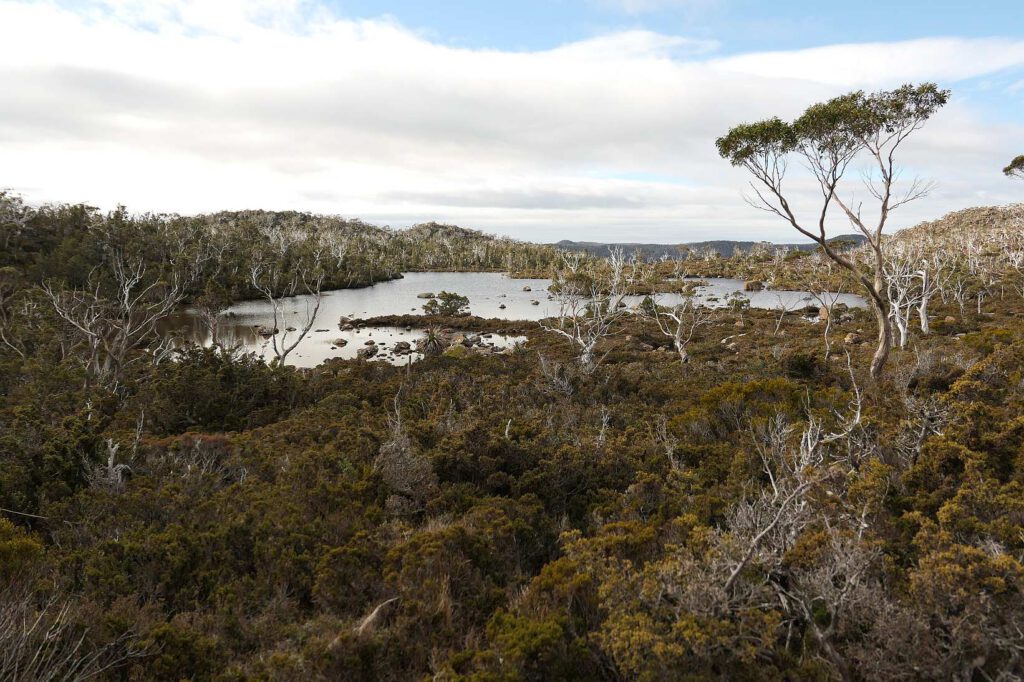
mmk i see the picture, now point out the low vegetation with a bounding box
[3,179,1024,679]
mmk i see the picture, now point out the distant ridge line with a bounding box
[553,234,868,259]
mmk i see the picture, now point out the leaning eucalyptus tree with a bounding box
[1004,155,1024,179]
[716,83,949,378]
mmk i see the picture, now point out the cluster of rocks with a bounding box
[419,330,521,357]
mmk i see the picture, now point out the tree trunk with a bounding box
[918,295,930,335]
[870,300,892,380]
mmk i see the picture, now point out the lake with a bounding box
[164,272,865,367]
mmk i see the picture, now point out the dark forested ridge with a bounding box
[3,191,1024,680]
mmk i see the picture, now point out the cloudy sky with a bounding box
[1,0,1022,242]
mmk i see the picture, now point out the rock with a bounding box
[734,320,745,327]
[394,341,411,352]
[285,326,297,332]
[417,292,436,299]
[817,307,829,322]
[339,322,354,331]
[726,342,739,352]
[839,313,853,323]
[256,325,278,337]
[638,343,654,352]
[364,339,375,346]
[944,316,957,324]
[450,333,467,346]
[357,346,378,359]
[315,329,330,333]
[743,280,764,291]
[531,300,540,306]
[522,286,532,292]
[844,332,864,345]
[333,338,349,347]
[498,304,507,309]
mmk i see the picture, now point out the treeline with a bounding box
[0,192,561,301]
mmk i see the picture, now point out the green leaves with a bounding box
[714,117,796,166]
[1005,155,1024,179]
[716,83,950,168]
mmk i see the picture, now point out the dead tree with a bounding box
[541,249,635,372]
[43,251,184,389]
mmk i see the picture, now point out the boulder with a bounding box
[817,307,829,322]
[531,300,540,306]
[357,346,378,359]
[944,316,957,324]
[333,338,349,347]
[743,280,765,292]
[522,285,532,292]
[315,329,330,333]
[394,341,411,352]
[844,332,864,345]
[417,292,436,299]
[364,339,375,346]
[498,304,507,309]
[285,326,297,332]
[256,325,278,337]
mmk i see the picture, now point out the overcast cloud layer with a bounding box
[2,0,1022,242]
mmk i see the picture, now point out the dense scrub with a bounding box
[3,196,1024,679]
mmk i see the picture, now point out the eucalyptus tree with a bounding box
[716,83,949,378]
[1004,155,1024,179]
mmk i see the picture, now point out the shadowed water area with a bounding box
[163,272,866,367]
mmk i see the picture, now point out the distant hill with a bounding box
[553,234,868,259]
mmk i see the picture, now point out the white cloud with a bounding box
[1,0,1022,242]
[592,0,717,17]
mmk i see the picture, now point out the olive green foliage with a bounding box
[1005,154,1024,179]
[3,193,1024,680]
[423,291,471,316]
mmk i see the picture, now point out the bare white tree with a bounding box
[541,248,636,372]
[248,236,326,365]
[43,251,184,389]
[648,266,715,363]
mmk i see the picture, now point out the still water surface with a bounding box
[164,272,865,368]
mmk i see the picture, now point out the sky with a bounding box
[1,0,1022,243]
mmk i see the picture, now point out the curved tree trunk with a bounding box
[869,299,892,380]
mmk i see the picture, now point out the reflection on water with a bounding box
[162,272,865,368]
